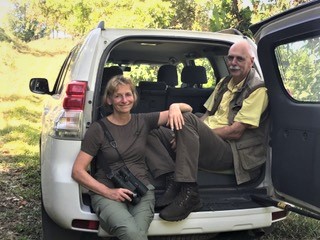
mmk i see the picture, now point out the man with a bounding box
[146,40,269,221]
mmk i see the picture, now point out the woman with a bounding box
[72,75,192,240]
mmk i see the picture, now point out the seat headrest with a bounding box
[101,66,123,94]
[157,65,178,87]
[181,66,207,86]
[103,66,123,81]
[139,81,167,90]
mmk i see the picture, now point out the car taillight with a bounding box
[72,219,99,230]
[50,81,87,140]
[52,110,83,139]
[63,81,87,110]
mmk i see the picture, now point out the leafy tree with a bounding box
[168,0,212,31]
[277,37,320,101]
[210,0,253,35]
[94,0,174,29]
[209,0,311,36]
[7,0,46,42]
[5,0,313,42]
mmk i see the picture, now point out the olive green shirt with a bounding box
[81,112,159,187]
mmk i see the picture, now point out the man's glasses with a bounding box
[227,55,246,62]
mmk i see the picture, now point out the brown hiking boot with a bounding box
[159,183,202,221]
[155,174,181,209]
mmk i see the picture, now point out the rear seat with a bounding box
[133,65,177,113]
[157,64,178,88]
[133,81,167,113]
[166,66,212,113]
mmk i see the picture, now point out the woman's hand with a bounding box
[158,103,192,129]
[167,103,185,130]
[105,188,135,203]
[170,136,177,152]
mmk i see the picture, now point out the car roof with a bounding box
[100,27,251,65]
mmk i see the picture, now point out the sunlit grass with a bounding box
[0,38,77,97]
[0,38,76,240]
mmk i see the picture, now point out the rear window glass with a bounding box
[275,36,320,102]
[111,57,216,89]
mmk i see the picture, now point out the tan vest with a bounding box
[211,69,269,184]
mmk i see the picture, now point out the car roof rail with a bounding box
[218,28,243,36]
[97,21,105,30]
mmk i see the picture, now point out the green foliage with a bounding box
[276,37,320,102]
[7,0,46,42]
[5,0,312,42]
[209,0,311,36]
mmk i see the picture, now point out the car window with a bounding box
[53,44,81,95]
[275,35,320,102]
[123,64,158,85]
[118,58,216,89]
[194,58,216,88]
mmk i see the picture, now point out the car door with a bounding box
[250,1,320,214]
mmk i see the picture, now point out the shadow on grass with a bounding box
[0,94,43,238]
[0,153,41,240]
[1,96,42,122]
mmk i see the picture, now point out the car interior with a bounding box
[88,37,268,213]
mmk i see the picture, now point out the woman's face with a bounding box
[108,84,135,113]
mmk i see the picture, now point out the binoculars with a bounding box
[110,166,148,205]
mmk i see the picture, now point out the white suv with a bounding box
[30,1,320,239]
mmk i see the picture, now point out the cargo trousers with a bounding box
[146,112,234,182]
[91,185,155,240]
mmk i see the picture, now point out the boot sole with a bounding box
[159,201,203,221]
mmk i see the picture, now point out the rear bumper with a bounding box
[41,138,285,236]
[98,207,284,237]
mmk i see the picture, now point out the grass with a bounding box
[262,213,320,239]
[0,95,43,240]
[0,37,77,240]
[0,37,320,240]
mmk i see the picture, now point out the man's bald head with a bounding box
[227,40,255,83]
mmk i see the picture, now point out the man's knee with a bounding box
[182,111,197,122]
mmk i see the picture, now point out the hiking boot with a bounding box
[155,173,181,209]
[159,183,202,221]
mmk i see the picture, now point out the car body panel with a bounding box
[251,1,320,213]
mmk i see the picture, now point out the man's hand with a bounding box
[213,121,248,140]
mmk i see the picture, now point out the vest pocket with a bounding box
[236,136,266,170]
